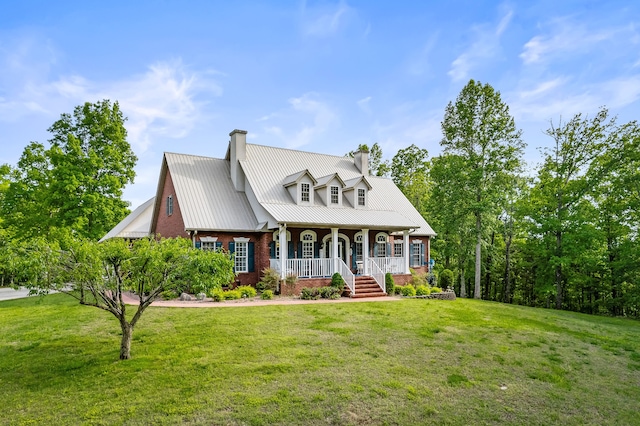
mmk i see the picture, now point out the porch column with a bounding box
[331,227,339,273]
[362,228,369,275]
[403,230,410,274]
[279,223,287,279]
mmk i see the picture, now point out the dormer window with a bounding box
[358,188,366,206]
[330,186,339,204]
[301,183,310,202]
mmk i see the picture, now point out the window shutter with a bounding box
[229,242,235,253]
[373,243,378,257]
[410,244,415,267]
[195,241,201,249]
[421,243,426,265]
[216,242,223,250]
[269,241,275,259]
[386,243,391,257]
[314,242,320,258]
[297,242,302,259]
[351,243,356,269]
[248,242,255,272]
[288,242,294,258]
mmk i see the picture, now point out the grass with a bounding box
[1,295,640,425]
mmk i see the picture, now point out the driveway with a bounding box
[0,287,33,301]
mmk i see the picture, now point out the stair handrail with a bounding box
[337,258,355,295]
[367,259,386,293]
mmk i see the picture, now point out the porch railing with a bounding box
[337,259,355,295]
[370,257,405,274]
[367,259,386,294]
[286,258,333,278]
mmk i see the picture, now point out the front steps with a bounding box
[346,276,387,298]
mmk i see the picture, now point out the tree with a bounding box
[441,79,525,299]
[391,144,430,213]
[34,237,235,360]
[1,100,137,241]
[346,143,390,176]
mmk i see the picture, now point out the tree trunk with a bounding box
[460,269,466,298]
[119,321,133,360]
[474,213,482,299]
[484,231,495,300]
[503,232,512,303]
[555,230,563,310]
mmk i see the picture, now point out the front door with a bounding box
[326,237,347,264]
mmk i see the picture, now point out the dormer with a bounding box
[343,176,372,209]
[283,169,317,205]
[315,173,345,208]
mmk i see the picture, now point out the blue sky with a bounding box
[1,1,639,209]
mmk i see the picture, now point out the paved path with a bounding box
[122,292,402,308]
[0,287,33,301]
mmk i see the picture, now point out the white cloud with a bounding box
[357,96,372,113]
[448,6,513,82]
[300,0,353,37]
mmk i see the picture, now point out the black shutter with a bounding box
[248,242,255,272]
[297,242,302,259]
[215,242,223,251]
[314,242,320,258]
[269,241,275,259]
[195,241,201,249]
[288,242,294,258]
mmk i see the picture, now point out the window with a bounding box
[302,233,314,258]
[394,242,403,257]
[411,242,423,267]
[301,183,310,202]
[166,195,173,216]
[376,233,387,257]
[358,188,366,206]
[235,241,248,273]
[330,186,339,204]
[355,233,363,262]
[202,241,217,251]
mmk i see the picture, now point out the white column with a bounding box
[362,228,369,275]
[331,227,339,273]
[279,224,287,279]
[403,230,410,274]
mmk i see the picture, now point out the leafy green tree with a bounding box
[346,143,390,176]
[1,100,137,241]
[391,144,430,213]
[29,237,235,360]
[441,79,525,299]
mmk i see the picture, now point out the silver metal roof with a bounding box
[99,197,154,242]
[241,144,436,235]
[164,152,258,232]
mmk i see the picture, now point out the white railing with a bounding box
[337,259,355,295]
[367,259,385,293]
[286,258,332,278]
[370,257,404,274]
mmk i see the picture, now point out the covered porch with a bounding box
[268,225,428,296]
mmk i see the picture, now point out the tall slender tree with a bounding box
[441,80,525,299]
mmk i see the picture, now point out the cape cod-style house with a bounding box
[103,129,436,297]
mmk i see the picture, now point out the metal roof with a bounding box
[241,144,436,235]
[99,197,154,242]
[164,152,258,232]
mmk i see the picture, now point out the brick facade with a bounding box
[154,168,188,239]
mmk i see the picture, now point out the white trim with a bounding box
[234,237,250,243]
[300,229,318,242]
[200,236,218,242]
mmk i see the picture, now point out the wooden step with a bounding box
[344,276,387,298]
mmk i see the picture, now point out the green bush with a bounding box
[416,285,431,296]
[431,286,442,293]
[410,270,427,287]
[161,290,177,300]
[209,288,224,302]
[300,287,320,300]
[223,290,241,300]
[261,290,274,300]
[385,273,395,295]
[439,269,454,290]
[394,285,404,295]
[401,285,416,297]
[257,268,280,292]
[236,285,257,298]
[320,286,342,299]
[330,272,345,289]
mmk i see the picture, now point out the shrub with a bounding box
[401,285,416,297]
[236,285,257,298]
[209,288,224,302]
[430,286,442,293]
[330,272,345,289]
[161,290,177,300]
[385,273,395,295]
[223,290,241,300]
[320,286,342,299]
[410,270,427,287]
[415,285,431,296]
[439,269,454,290]
[300,287,320,300]
[257,268,280,292]
[394,285,404,295]
[261,290,274,300]
[285,273,298,288]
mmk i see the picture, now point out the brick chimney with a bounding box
[229,129,247,191]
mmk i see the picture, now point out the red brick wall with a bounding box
[280,278,331,296]
[155,168,188,239]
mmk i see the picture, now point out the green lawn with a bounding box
[1,295,640,425]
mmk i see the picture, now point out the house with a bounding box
[105,129,436,297]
